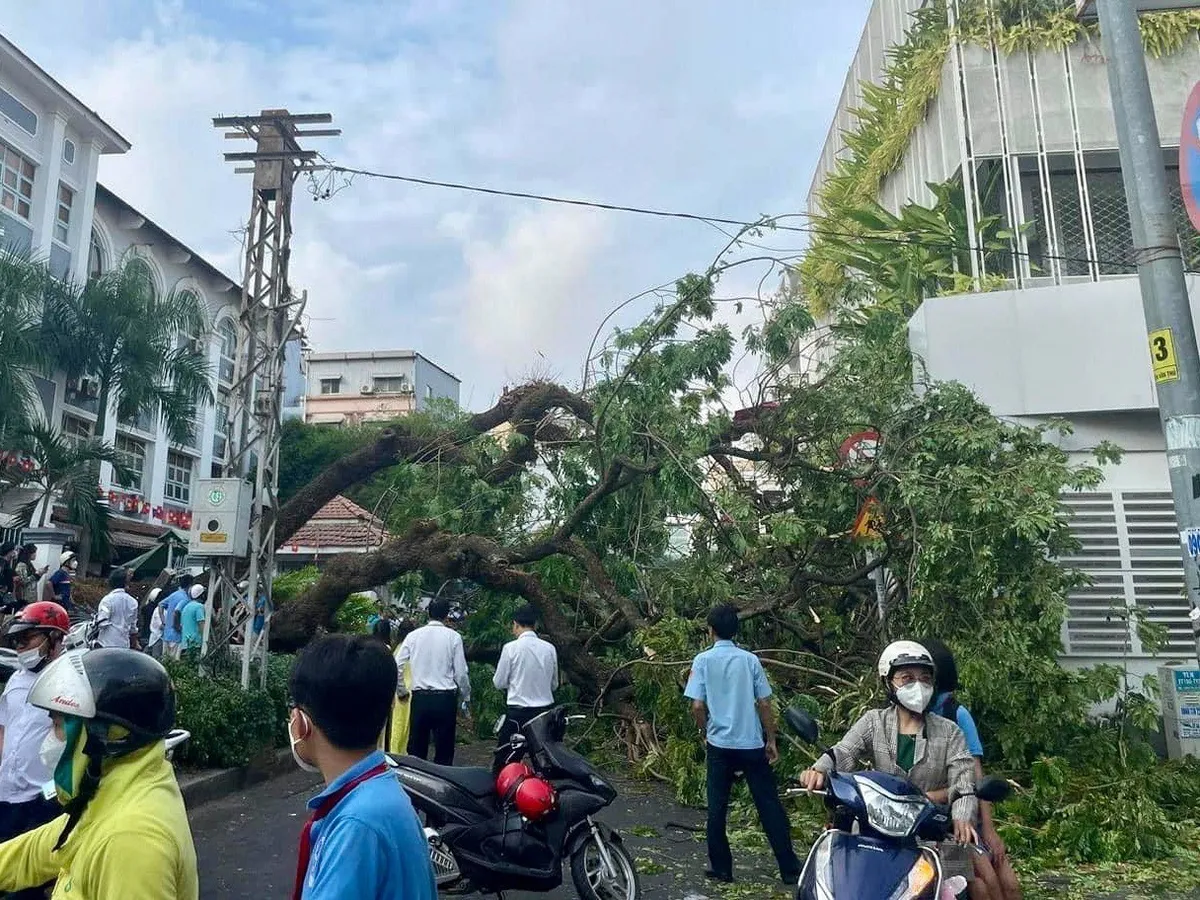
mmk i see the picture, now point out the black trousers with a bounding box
[408,690,459,765]
[705,744,800,880]
[0,795,60,899]
[497,704,555,748]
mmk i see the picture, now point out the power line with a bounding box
[320,162,1174,274]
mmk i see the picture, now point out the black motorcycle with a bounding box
[388,707,641,900]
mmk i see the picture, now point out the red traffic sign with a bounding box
[1181,81,1200,231]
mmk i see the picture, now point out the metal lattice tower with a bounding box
[205,110,339,688]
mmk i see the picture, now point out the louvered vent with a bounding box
[1059,490,1190,657]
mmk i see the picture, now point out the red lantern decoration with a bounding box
[181,512,193,529]
[141,501,150,514]
[152,506,163,520]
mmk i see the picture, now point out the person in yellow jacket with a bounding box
[0,648,198,899]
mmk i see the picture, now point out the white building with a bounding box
[807,3,1200,673]
[0,36,251,561]
[304,350,460,425]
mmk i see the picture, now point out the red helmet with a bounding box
[513,775,558,821]
[7,601,70,641]
[496,762,533,800]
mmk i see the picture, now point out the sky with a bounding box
[5,0,870,411]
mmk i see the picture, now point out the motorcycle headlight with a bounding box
[885,854,936,900]
[856,777,926,838]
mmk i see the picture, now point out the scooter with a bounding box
[782,706,1011,900]
[388,707,640,900]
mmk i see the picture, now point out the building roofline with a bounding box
[0,35,131,154]
[306,349,460,383]
[95,184,240,295]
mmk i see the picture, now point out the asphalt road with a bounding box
[186,742,790,900]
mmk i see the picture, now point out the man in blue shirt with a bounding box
[289,633,436,900]
[685,604,799,886]
[160,574,193,660]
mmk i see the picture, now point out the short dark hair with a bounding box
[178,573,195,589]
[291,634,397,750]
[512,605,537,628]
[107,568,129,589]
[708,604,739,640]
[922,637,958,694]
[428,598,451,621]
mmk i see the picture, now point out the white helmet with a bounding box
[188,584,206,600]
[60,551,76,567]
[877,640,935,680]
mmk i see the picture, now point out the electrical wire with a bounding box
[320,162,1168,274]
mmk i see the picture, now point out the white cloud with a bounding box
[2,0,872,408]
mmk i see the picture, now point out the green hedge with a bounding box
[165,654,293,769]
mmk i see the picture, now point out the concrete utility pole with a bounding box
[1095,0,1200,660]
[204,110,338,688]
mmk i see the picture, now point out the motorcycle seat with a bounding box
[394,756,496,798]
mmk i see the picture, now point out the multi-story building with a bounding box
[303,350,460,425]
[806,2,1200,675]
[0,36,267,564]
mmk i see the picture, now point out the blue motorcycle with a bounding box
[783,706,1011,900]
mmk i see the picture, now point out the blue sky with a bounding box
[5,0,870,409]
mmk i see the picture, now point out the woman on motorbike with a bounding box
[924,638,1021,900]
[797,641,980,850]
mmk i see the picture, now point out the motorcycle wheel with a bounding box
[569,831,640,900]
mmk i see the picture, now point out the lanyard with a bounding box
[292,762,389,900]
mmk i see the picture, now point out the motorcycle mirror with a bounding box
[976,775,1012,804]
[784,706,819,744]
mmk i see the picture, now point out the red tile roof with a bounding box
[282,495,391,552]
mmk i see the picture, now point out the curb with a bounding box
[178,748,295,808]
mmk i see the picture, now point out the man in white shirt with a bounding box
[0,600,69,899]
[493,605,559,748]
[395,599,470,764]
[95,567,140,650]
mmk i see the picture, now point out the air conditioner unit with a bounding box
[360,385,375,394]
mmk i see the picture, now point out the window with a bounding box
[0,88,36,137]
[0,142,34,221]
[114,434,146,494]
[425,385,433,400]
[62,139,75,165]
[319,378,341,395]
[218,319,237,383]
[54,183,73,244]
[213,394,230,460]
[87,230,105,281]
[165,452,194,505]
[125,258,156,300]
[372,376,409,394]
[60,415,92,448]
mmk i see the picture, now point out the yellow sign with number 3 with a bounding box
[1150,328,1180,384]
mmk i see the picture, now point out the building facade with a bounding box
[808,2,1200,672]
[303,350,460,425]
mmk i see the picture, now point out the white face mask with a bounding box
[289,710,320,774]
[895,682,933,714]
[39,731,66,774]
[17,645,46,671]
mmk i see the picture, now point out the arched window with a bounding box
[87,230,105,281]
[217,319,237,383]
[125,257,156,300]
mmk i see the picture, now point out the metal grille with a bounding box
[1060,490,1192,657]
[1084,170,1136,276]
[424,829,461,885]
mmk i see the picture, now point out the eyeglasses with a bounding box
[892,671,933,687]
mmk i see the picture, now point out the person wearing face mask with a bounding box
[289,634,436,900]
[0,602,69,900]
[798,641,979,847]
[0,648,197,900]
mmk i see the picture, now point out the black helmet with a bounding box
[30,648,175,756]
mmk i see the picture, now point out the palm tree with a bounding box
[0,249,56,440]
[46,260,214,443]
[3,424,133,559]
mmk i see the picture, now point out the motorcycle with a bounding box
[388,707,640,900]
[782,706,1011,900]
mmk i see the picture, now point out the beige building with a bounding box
[303,349,460,425]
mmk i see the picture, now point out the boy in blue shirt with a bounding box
[289,633,436,900]
[685,604,799,886]
[924,638,1021,900]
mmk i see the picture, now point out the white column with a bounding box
[68,141,102,284]
[97,394,119,491]
[32,114,67,254]
[148,419,169,516]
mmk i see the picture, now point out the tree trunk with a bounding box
[77,378,113,574]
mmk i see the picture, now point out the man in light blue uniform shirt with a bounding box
[685,604,799,886]
[289,634,436,900]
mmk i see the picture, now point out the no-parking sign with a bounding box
[1180,81,1200,231]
